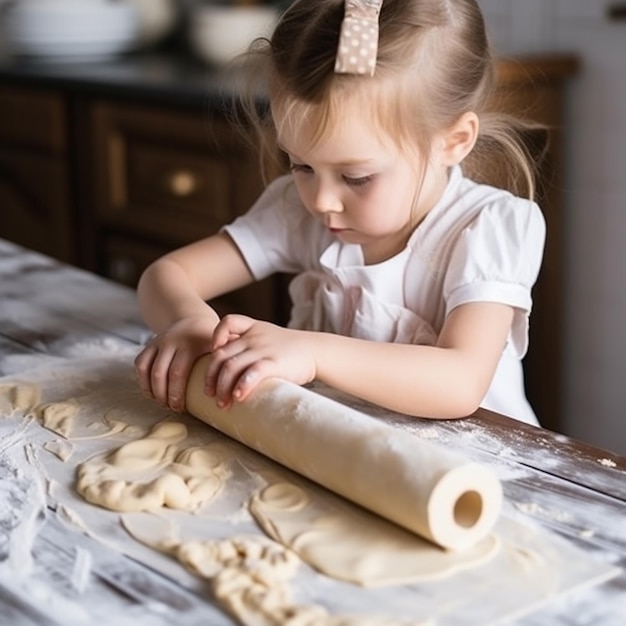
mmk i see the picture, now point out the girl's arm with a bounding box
[135,233,254,411]
[206,302,514,418]
[312,302,514,418]
[137,233,253,332]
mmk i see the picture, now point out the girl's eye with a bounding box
[289,162,312,174]
[289,162,374,188]
[343,174,374,188]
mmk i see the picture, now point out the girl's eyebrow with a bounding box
[278,144,375,167]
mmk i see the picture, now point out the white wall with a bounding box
[478,0,626,454]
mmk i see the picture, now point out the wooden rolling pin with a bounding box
[186,354,502,550]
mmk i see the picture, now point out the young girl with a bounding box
[135,0,546,426]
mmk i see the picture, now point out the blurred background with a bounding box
[0,0,290,63]
[0,0,624,454]
[479,0,626,454]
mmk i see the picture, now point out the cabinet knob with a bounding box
[168,170,198,197]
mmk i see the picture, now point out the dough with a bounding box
[76,421,229,512]
[37,400,79,438]
[186,354,502,550]
[122,515,431,626]
[249,482,499,587]
[0,381,41,416]
[43,439,74,462]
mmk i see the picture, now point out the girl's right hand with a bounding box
[134,315,218,413]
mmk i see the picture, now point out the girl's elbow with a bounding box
[444,380,486,418]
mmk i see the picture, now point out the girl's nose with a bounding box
[312,182,343,215]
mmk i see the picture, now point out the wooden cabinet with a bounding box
[0,53,577,431]
[491,56,579,432]
[90,101,262,244]
[88,99,278,322]
[0,86,74,263]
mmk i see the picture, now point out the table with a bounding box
[0,238,624,625]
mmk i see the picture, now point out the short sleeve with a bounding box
[222,175,327,280]
[443,197,546,357]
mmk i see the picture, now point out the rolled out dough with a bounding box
[249,482,500,587]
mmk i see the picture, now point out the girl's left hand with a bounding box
[206,314,317,408]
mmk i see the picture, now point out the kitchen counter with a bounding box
[0,237,624,625]
[0,50,246,109]
[0,49,579,108]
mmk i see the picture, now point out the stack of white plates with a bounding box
[4,0,139,62]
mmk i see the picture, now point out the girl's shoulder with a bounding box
[415,167,545,249]
[440,169,546,237]
[224,175,331,276]
[456,171,543,218]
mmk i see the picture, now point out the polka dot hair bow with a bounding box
[334,0,383,76]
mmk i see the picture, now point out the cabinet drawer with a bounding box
[0,86,66,153]
[0,149,73,262]
[92,101,264,245]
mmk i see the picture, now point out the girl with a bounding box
[135,0,546,426]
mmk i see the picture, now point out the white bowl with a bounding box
[4,0,139,61]
[189,5,278,66]
[123,0,178,48]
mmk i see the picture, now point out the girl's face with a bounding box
[277,107,450,265]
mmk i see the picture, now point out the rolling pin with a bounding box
[186,354,502,550]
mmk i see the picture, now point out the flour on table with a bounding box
[1,356,620,626]
[597,458,617,468]
[76,421,230,513]
[0,453,47,575]
[514,502,572,524]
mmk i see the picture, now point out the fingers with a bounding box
[206,341,267,408]
[136,315,267,411]
[211,314,253,351]
[134,343,158,400]
[165,351,194,412]
[134,342,196,412]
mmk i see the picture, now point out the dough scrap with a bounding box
[0,382,41,416]
[250,482,499,587]
[76,421,229,512]
[72,418,131,441]
[37,400,79,438]
[43,439,75,462]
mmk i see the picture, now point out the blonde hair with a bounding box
[232,0,547,199]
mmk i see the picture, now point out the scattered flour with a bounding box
[597,458,617,468]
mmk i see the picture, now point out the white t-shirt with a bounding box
[223,165,546,425]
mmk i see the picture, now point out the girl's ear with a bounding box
[440,112,479,166]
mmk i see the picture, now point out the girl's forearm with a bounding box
[137,260,220,333]
[310,332,487,419]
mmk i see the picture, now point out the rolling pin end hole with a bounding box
[454,490,483,528]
